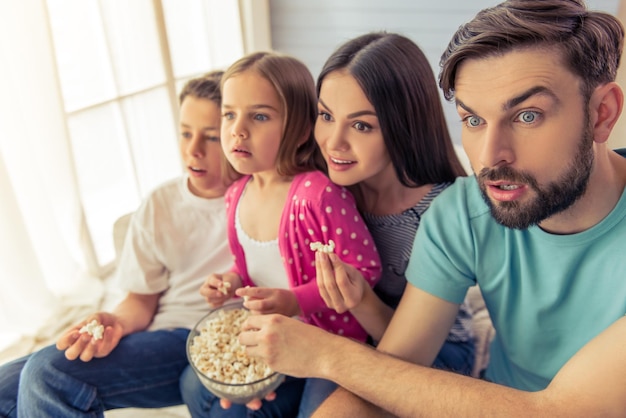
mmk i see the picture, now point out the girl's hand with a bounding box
[235,287,301,317]
[316,251,367,313]
[56,312,124,361]
[219,391,277,411]
[200,272,242,307]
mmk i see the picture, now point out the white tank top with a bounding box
[235,197,290,289]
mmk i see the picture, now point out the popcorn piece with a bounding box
[309,239,335,254]
[217,281,231,295]
[79,319,104,340]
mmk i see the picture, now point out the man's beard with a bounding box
[477,126,594,230]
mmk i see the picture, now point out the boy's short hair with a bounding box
[179,70,224,105]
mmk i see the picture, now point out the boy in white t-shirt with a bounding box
[0,71,237,417]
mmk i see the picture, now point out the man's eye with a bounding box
[518,111,538,123]
[467,116,481,127]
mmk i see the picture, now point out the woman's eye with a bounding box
[254,114,268,121]
[517,111,539,124]
[353,121,371,132]
[318,111,332,122]
[205,136,220,142]
[181,132,192,139]
[222,112,234,120]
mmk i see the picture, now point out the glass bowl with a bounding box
[186,300,284,404]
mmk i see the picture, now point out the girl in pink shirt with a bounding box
[196,51,381,417]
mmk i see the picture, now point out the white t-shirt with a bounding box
[116,175,232,330]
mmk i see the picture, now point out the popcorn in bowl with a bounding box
[186,300,284,404]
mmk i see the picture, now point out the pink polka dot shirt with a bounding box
[225,171,381,342]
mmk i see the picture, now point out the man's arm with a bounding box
[312,316,626,418]
[241,289,626,417]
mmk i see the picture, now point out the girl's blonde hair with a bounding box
[221,51,325,176]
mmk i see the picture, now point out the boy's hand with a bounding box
[200,272,242,307]
[56,312,124,361]
[236,287,301,317]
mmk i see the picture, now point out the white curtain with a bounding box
[0,0,99,350]
[0,0,253,353]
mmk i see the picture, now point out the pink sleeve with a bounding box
[294,177,381,315]
[291,280,325,317]
[313,185,381,286]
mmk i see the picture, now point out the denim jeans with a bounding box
[180,366,306,418]
[296,378,337,418]
[432,339,475,376]
[0,328,190,418]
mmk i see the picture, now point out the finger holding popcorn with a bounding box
[326,253,367,311]
[236,287,300,316]
[315,251,345,311]
[57,313,124,361]
[200,272,242,307]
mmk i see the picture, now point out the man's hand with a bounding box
[239,313,330,378]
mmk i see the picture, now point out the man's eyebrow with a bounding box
[455,100,474,114]
[455,85,559,114]
[318,98,377,119]
[504,86,558,110]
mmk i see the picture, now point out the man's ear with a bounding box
[590,82,624,144]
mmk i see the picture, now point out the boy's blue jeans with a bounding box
[0,328,190,418]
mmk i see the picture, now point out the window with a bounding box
[45,0,245,270]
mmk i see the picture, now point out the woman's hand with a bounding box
[236,287,301,317]
[200,271,242,307]
[56,312,124,361]
[315,251,367,313]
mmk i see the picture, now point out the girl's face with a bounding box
[315,70,392,187]
[220,70,284,176]
[179,95,227,198]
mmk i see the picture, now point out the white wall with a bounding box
[269,0,621,146]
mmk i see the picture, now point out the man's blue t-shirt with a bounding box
[407,175,626,390]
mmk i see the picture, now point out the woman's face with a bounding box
[314,70,392,187]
